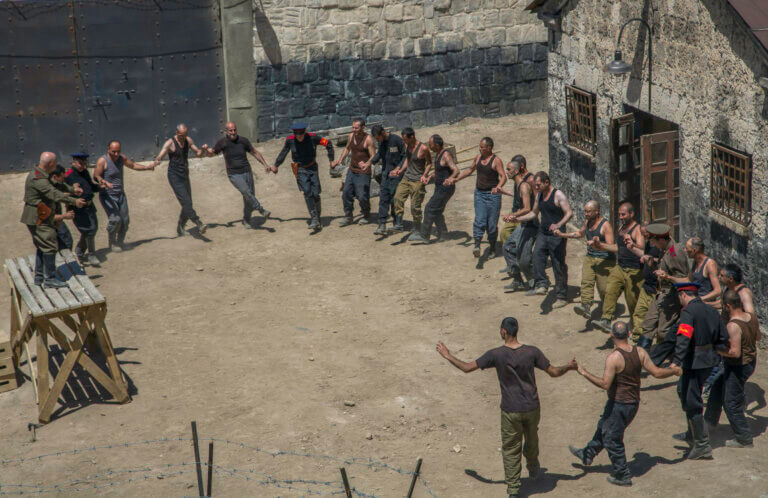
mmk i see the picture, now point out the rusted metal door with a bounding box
[641,131,680,240]
[610,113,642,225]
[0,0,225,173]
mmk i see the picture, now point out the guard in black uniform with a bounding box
[273,122,335,231]
[670,282,729,460]
[65,152,102,266]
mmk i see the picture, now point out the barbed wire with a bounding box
[0,436,438,497]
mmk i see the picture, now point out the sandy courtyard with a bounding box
[0,113,766,497]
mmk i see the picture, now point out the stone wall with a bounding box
[252,0,549,138]
[545,0,768,321]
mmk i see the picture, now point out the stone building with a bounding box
[246,0,550,138]
[526,0,768,320]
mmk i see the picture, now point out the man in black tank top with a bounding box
[152,124,207,236]
[569,321,679,487]
[554,200,616,319]
[512,172,573,307]
[590,202,645,335]
[499,156,538,291]
[685,237,721,305]
[408,134,459,242]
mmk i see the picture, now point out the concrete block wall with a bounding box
[545,0,768,321]
[252,0,549,138]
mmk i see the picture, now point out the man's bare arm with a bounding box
[123,154,155,171]
[436,342,479,373]
[577,353,618,390]
[545,357,577,377]
[638,347,680,378]
[515,194,540,222]
[555,219,586,239]
[420,144,433,181]
[719,322,742,359]
[332,133,354,167]
[153,139,173,164]
[188,137,204,158]
[740,288,755,314]
[553,190,573,230]
[701,260,722,302]
[493,156,507,190]
[248,146,270,168]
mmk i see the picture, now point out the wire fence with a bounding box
[0,434,438,497]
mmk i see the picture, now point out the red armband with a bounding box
[319,137,329,146]
[677,323,693,339]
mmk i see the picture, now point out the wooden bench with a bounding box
[3,249,130,423]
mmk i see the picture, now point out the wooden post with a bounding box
[206,442,214,497]
[339,467,352,498]
[191,421,204,498]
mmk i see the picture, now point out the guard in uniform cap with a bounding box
[669,281,729,460]
[272,122,335,231]
[20,152,86,288]
[65,152,103,266]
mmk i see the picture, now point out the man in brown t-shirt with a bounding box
[569,321,679,487]
[436,317,576,498]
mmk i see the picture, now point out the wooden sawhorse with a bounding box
[3,249,130,423]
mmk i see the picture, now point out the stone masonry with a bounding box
[252,0,549,139]
[544,0,768,321]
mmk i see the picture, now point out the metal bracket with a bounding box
[90,97,112,108]
[116,89,136,100]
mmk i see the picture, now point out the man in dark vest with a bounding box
[499,156,538,292]
[511,172,573,308]
[21,152,86,288]
[569,321,680,487]
[669,282,729,460]
[272,121,335,231]
[331,118,376,226]
[152,123,207,236]
[361,124,406,235]
[94,141,155,251]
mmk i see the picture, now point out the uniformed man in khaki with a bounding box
[633,223,690,353]
[21,152,86,288]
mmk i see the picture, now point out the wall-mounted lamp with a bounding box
[604,17,653,112]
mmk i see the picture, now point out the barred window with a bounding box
[711,143,752,226]
[565,85,597,155]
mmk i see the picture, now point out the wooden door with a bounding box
[610,113,642,226]
[641,131,680,240]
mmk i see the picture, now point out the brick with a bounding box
[518,43,534,61]
[384,4,403,21]
[286,63,305,83]
[417,37,433,56]
[501,46,518,64]
[533,43,548,62]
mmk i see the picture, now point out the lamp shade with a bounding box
[604,50,632,74]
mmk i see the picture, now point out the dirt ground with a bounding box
[0,112,766,497]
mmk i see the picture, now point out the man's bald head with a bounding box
[39,152,57,170]
[225,121,238,139]
[176,123,188,134]
[610,321,629,340]
[584,200,600,220]
[585,200,599,211]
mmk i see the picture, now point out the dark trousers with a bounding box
[99,191,130,245]
[168,168,200,224]
[296,166,322,217]
[678,367,713,418]
[378,175,401,224]
[227,171,264,221]
[422,183,455,235]
[342,171,371,216]
[503,225,537,283]
[56,223,73,250]
[705,360,755,443]
[533,233,568,300]
[649,322,679,366]
[583,400,638,481]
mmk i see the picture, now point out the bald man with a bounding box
[94,141,155,252]
[21,152,86,287]
[153,124,207,236]
[203,122,272,228]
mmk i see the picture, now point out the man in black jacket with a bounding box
[360,124,406,235]
[272,122,335,231]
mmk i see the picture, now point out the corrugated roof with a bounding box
[728,0,768,54]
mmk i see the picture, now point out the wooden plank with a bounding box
[4,260,45,316]
[37,325,50,419]
[23,256,68,312]
[60,250,105,304]
[92,310,129,403]
[54,255,93,307]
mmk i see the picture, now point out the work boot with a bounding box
[75,236,87,261]
[568,445,593,466]
[636,336,653,350]
[42,253,67,289]
[260,208,271,220]
[504,280,526,292]
[552,299,568,309]
[725,439,753,448]
[177,219,186,236]
[316,198,323,218]
[591,319,612,334]
[392,215,404,232]
[242,216,252,228]
[408,231,427,242]
[435,216,448,241]
[86,236,100,267]
[573,304,591,319]
[606,475,632,487]
[308,216,321,231]
[499,266,512,274]
[526,286,547,296]
[195,219,207,234]
[338,215,354,227]
[373,223,387,235]
[488,238,498,258]
[686,415,713,460]
[358,214,371,225]
[672,428,693,445]
[473,240,482,258]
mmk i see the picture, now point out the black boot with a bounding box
[177,218,186,236]
[42,253,67,288]
[392,215,404,232]
[316,197,322,218]
[473,239,482,258]
[488,235,498,258]
[687,415,713,460]
[435,215,448,241]
[33,249,44,285]
[193,218,207,234]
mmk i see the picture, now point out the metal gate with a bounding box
[0,0,226,173]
